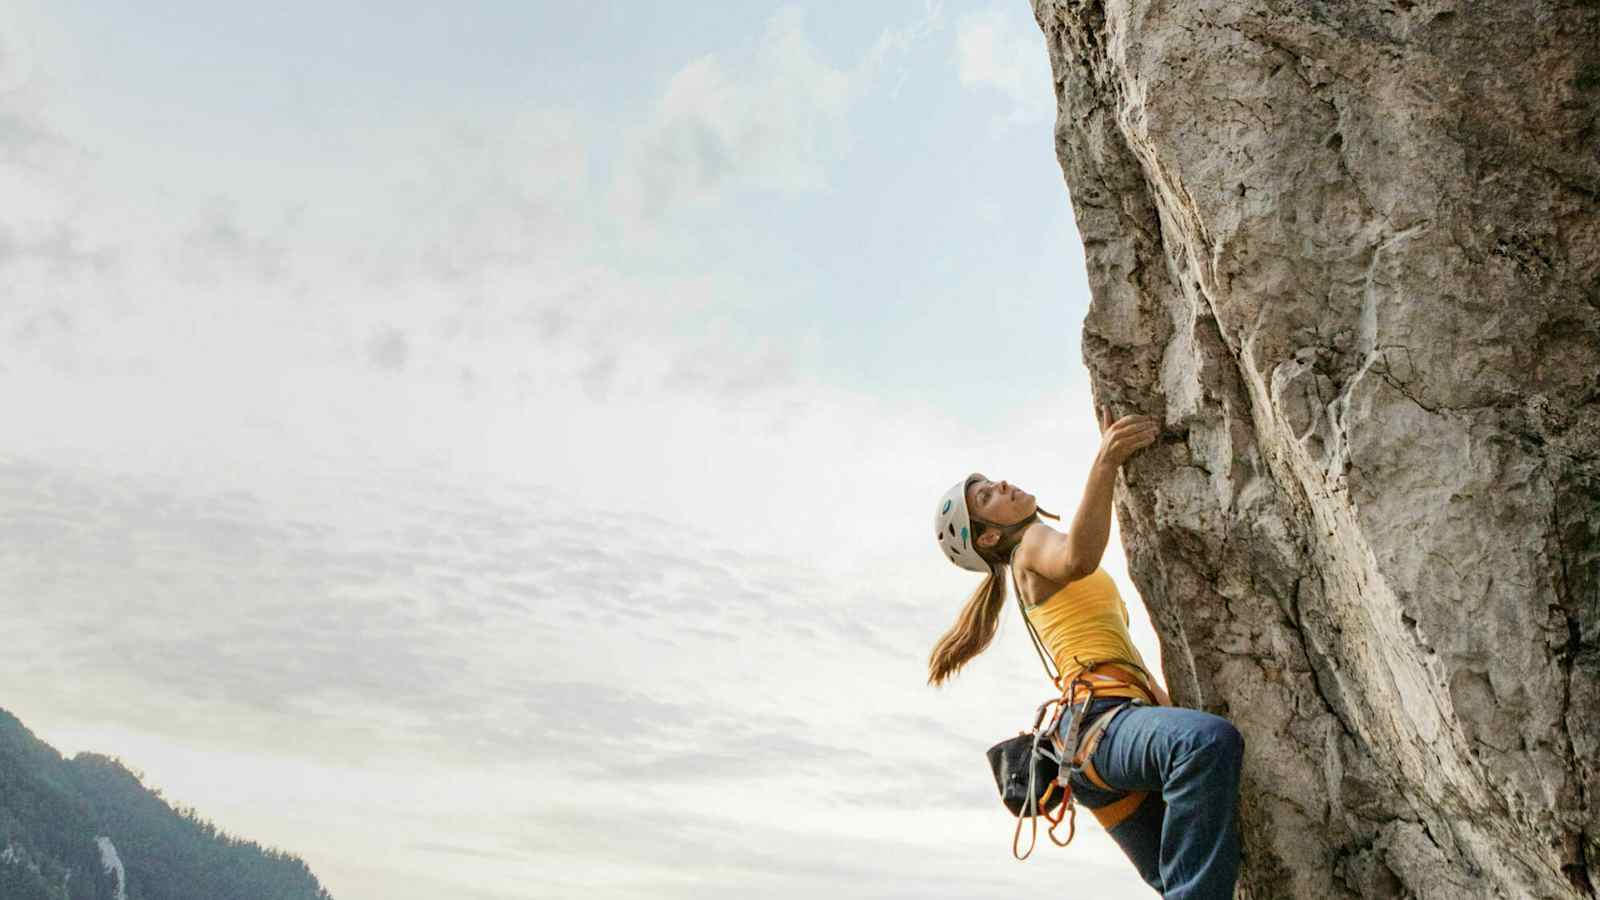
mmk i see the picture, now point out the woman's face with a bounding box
[966,475,1036,528]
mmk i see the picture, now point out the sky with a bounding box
[0,2,1167,897]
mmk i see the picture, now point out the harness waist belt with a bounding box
[1059,662,1153,705]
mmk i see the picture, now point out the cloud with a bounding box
[860,0,946,98]
[661,332,794,400]
[508,806,1012,898]
[0,29,120,362]
[0,8,879,418]
[366,325,410,372]
[475,802,1141,900]
[0,25,64,173]
[0,456,918,781]
[613,8,851,222]
[954,7,1055,125]
[576,348,618,400]
[0,24,33,96]
[0,445,1120,833]
[0,223,114,275]
[360,111,590,286]
[0,13,86,184]
[179,205,291,285]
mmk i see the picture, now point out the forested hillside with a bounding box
[0,708,332,900]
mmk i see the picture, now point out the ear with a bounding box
[975,528,1000,550]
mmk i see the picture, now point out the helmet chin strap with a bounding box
[974,511,1040,560]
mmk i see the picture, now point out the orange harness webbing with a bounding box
[1060,662,1153,704]
[1071,703,1148,830]
[1060,665,1153,830]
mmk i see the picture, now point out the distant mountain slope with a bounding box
[0,708,331,900]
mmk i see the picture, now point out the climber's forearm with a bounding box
[1063,459,1119,579]
[1044,411,1155,582]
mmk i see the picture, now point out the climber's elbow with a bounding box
[1062,561,1095,583]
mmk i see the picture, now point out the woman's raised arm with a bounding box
[1025,408,1158,583]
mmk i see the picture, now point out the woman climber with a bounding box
[927,408,1243,899]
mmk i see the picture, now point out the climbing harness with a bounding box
[991,566,1160,860]
[994,665,1156,859]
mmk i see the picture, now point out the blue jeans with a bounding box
[1059,699,1243,899]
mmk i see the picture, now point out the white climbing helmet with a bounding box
[935,473,992,574]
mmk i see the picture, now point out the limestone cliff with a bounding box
[1030,0,1600,896]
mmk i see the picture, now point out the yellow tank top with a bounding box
[1024,567,1153,700]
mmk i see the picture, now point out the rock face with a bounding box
[1030,0,1600,896]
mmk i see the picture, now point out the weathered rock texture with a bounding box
[1031,0,1600,896]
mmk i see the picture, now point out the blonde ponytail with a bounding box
[926,564,1011,687]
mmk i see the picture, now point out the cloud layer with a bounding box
[955,6,1056,125]
[616,9,851,221]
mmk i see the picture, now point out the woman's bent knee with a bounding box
[1192,716,1244,765]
